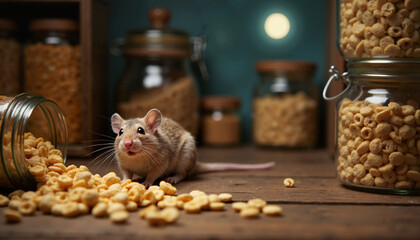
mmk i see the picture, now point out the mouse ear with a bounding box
[145,109,162,133]
[111,113,124,134]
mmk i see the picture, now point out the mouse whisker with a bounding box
[87,147,116,170]
[88,130,116,140]
[141,145,165,167]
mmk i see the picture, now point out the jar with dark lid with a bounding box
[0,18,20,95]
[201,96,241,146]
[324,60,420,195]
[0,94,68,190]
[337,0,420,61]
[24,18,82,144]
[253,60,318,148]
[113,8,207,137]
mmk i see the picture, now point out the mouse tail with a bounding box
[194,161,275,174]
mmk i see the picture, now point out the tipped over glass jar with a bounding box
[0,94,68,190]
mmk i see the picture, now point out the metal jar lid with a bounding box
[346,59,420,78]
[121,8,191,58]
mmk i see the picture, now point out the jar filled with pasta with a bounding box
[253,60,318,148]
[338,0,420,60]
[0,18,20,95]
[201,96,241,146]
[0,94,68,190]
[324,60,420,195]
[112,8,207,137]
[24,18,81,144]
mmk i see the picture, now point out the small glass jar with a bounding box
[0,18,20,95]
[337,0,420,60]
[253,60,318,148]
[113,8,206,136]
[201,96,241,146]
[0,94,68,190]
[24,18,82,144]
[324,60,420,195]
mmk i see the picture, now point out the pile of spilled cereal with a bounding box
[1,132,283,225]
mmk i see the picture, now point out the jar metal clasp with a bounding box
[323,65,351,101]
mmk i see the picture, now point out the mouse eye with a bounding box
[137,127,145,135]
[118,128,124,136]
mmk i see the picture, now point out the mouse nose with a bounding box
[124,140,133,148]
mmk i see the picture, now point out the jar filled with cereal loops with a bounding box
[324,60,420,195]
[24,18,81,144]
[0,18,21,95]
[253,60,318,148]
[201,96,241,146]
[112,8,208,137]
[338,0,420,60]
[0,93,68,190]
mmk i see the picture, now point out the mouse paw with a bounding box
[142,181,153,189]
[132,177,145,183]
[164,176,179,185]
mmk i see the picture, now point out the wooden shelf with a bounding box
[0,0,108,157]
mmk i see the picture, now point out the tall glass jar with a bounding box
[325,60,420,195]
[337,0,420,60]
[24,18,82,144]
[201,96,241,146]
[0,18,20,95]
[253,60,318,148]
[0,94,68,190]
[113,8,205,136]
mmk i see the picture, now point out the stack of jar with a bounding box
[324,0,420,195]
[24,18,82,144]
[0,18,81,144]
[0,18,20,95]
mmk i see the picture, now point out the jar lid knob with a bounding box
[149,8,171,29]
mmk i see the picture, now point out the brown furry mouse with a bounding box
[111,109,274,187]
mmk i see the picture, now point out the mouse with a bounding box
[111,108,275,187]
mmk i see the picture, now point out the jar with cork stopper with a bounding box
[201,96,241,146]
[253,60,318,148]
[112,8,208,137]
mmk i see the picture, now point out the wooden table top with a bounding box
[1,146,419,239]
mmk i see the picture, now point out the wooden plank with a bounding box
[66,147,420,205]
[173,174,420,205]
[1,204,419,240]
[66,146,336,178]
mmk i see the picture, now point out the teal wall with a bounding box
[108,0,327,142]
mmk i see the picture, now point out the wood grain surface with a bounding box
[1,146,419,240]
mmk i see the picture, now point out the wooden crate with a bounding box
[0,0,108,157]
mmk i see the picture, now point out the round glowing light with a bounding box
[264,13,290,39]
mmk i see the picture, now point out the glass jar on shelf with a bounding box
[0,18,20,95]
[337,0,420,61]
[253,60,318,148]
[324,60,420,195]
[112,8,207,137]
[24,18,81,144]
[0,94,68,190]
[201,96,241,146]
